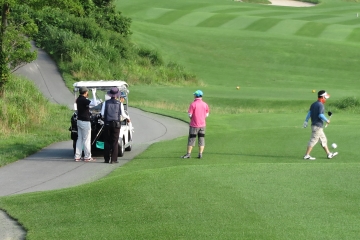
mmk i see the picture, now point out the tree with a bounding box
[0,2,10,90]
[0,1,38,92]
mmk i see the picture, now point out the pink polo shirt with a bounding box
[188,98,209,127]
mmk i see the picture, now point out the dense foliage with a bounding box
[12,0,198,86]
[0,1,38,90]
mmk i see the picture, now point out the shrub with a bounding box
[28,0,85,16]
[35,25,84,62]
[91,3,132,37]
[329,96,360,111]
[137,48,164,66]
[61,16,104,41]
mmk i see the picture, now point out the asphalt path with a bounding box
[1,42,188,239]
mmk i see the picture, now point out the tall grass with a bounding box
[0,76,49,135]
[329,96,360,113]
[0,76,70,166]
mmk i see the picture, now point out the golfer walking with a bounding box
[181,90,209,159]
[303,90,338,160]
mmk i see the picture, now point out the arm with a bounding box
[303,111,310,128]
[100,102,105,117]
[305,111,310,122]
[188,105,193,118]
[319,113,329,123]
[120,103,130,120]
[86,99,91,108]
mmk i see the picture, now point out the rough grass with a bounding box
[0,76,49,135]
[0,76,70,166]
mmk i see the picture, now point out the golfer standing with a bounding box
[181,90,209,159]
[101,87,130,164]
[303,90,338,160]
[74,87,94,162]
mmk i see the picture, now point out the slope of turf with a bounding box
[1,0,360,239]
[123,0,360,110]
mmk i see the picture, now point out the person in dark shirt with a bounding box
[303,90,338,160]
[74,86,95,162]
[100,87,130,163]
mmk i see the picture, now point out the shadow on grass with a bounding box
[139,152,298,160]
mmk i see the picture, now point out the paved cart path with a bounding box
[1,42,188,240]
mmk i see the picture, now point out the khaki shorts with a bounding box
[308,125,327,147]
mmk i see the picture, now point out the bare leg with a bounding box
[322,145,330,155]
[199,146,204,154]
[187,146,193,154]
[305,146,313,156]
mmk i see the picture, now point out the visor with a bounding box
[320,92,330,99]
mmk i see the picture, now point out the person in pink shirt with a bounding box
[181,90,209,159]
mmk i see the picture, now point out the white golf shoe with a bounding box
[327,152,338,159]
[303,155,316,160]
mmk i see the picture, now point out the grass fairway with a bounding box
[1,0,360,239]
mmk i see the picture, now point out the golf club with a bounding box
[92,123,104,145]
[325,111,332,128]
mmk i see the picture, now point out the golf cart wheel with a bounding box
[125,132,132,151]
[125,144,132,151]
[118,138,124,157]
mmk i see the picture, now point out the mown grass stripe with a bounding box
[245,18,283,32]
[318,15,360,24]
[194,4,244,12]
[336,18,360,25]
[149,10,191,25]
[197,14,238,27]
[176,3,213,11]
[221,16,262,29]
[346,27,360,42]
[267,19,308,36]
[142,8,174,20]
[296,14,338,21]
[322,7,360,15]
[172,12,216,26]
[295,22,329,37]
[251,11,296,17]
[213,7,259,14]
[239,9,289,17]
[319,24,354,41]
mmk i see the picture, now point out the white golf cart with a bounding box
[69,80,133,157]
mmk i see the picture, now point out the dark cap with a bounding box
[79,86,88,94]
[107,87,120,98]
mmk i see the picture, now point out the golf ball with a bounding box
[331,143,337,149]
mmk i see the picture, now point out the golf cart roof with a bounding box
[73,80,129,92]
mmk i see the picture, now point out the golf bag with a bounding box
[69,112,78,140]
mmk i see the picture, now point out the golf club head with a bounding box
[328,111,332,117]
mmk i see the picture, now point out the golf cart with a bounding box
[69,80,133,157]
